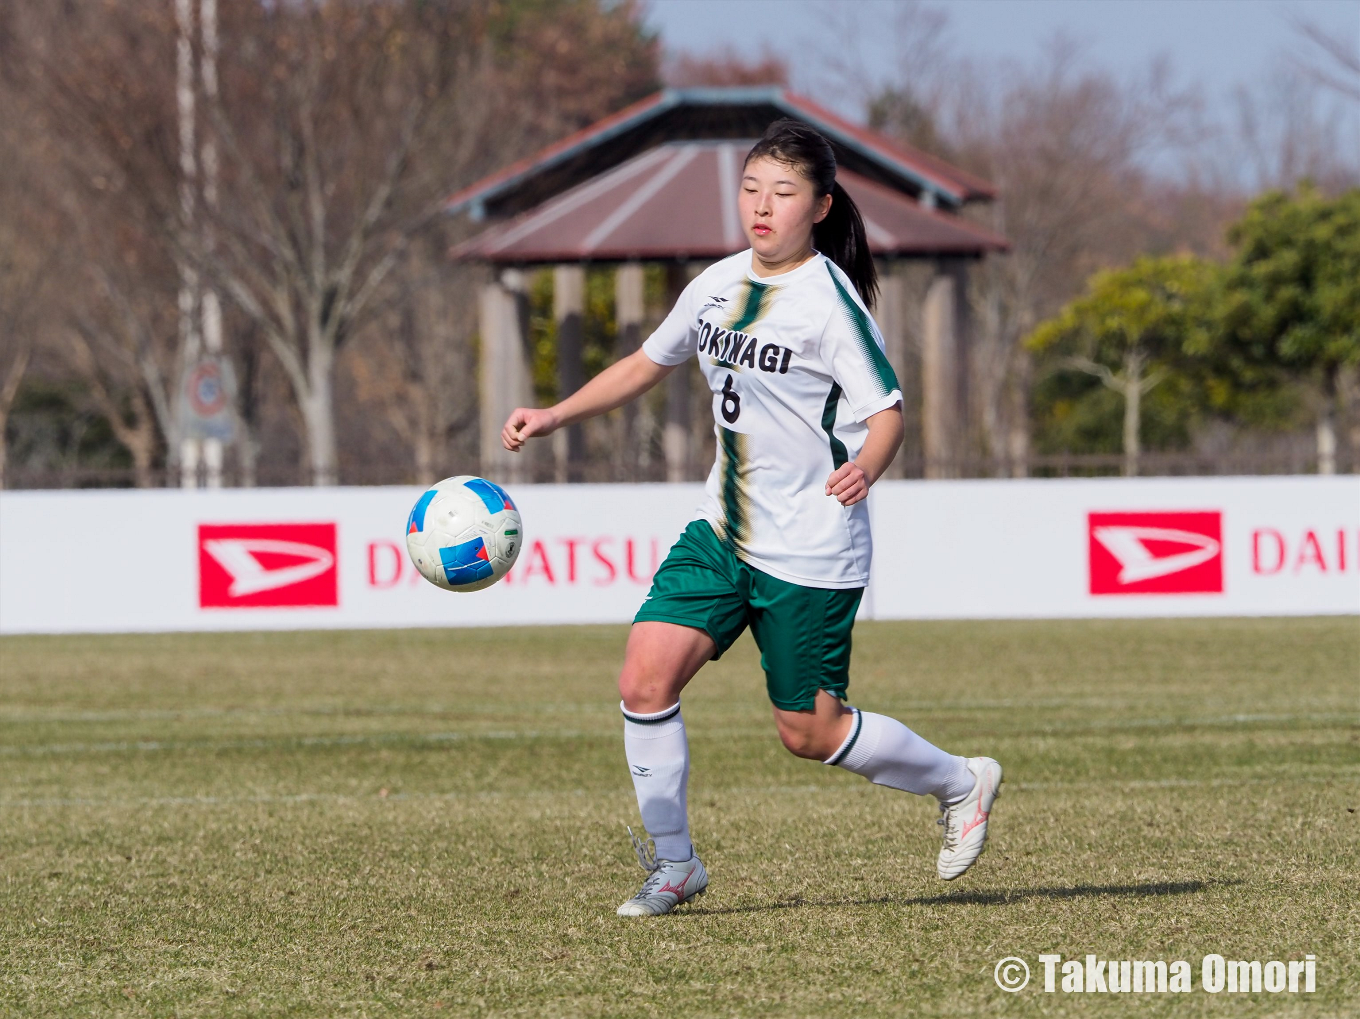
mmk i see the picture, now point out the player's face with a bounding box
[740,156,832,264]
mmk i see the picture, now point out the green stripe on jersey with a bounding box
[826,264,898,397]
[717,427,749,553]
[727,280,773,333]
[821,384,849,470]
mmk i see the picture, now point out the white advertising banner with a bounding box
[866,476,1359,620]
[0,476,1355,634]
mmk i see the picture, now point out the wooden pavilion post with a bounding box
[663,263,691,482]
[921,259,970,479]
[553,265,586,482]
[614,263,646,479]
[478,269,532,483]
[874,259,909,478]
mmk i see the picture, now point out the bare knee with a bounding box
[617,622,715,714]
[618,662,671,713]
[776,722,827,760]
[773,693,853,761]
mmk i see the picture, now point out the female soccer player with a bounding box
[501,119,1002,917]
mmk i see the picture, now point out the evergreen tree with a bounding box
[1219,185,1360,473]
[1028,256,1218,475]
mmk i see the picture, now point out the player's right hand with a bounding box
[502,407,559,452]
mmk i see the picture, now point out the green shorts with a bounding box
[634,520,864,711]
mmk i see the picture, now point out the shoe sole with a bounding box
[616,884,707,917]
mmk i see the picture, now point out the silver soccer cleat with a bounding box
[616,827,709,917]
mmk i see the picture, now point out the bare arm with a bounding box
[502,348,675,452]
[824,403,904,506]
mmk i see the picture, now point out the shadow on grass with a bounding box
[685,878,1240,917]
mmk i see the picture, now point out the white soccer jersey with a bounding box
[642,250,902,589]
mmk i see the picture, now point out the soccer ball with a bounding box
[405,476,522,592]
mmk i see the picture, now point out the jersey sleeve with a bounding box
[640,275,702,366]
[822,268,903,422]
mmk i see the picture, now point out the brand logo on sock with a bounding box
[631,765,651,777]
[1088,512,1223,595]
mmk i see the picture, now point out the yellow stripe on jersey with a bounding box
[725,279,776,333]
[715,426,750,554]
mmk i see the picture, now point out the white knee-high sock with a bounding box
[825,708,974,804]
[621,701,692,861]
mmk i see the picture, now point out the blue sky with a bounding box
[645,0,1360,120]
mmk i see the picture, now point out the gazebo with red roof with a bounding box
[445,88,1007,482]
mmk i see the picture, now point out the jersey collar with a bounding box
[745,249,826,286]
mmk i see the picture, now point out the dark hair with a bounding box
[744,118,878,310]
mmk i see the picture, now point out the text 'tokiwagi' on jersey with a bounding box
[697,321,793,374]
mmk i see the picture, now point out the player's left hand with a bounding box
[825,462,870,506]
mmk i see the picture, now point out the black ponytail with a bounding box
[745,119,878,310]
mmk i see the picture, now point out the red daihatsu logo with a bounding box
[1088,511,1223,595]
[199,523,338,608]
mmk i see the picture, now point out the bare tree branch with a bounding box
[1293,18,1360,103]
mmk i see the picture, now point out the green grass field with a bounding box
[0,619,1356,1017]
